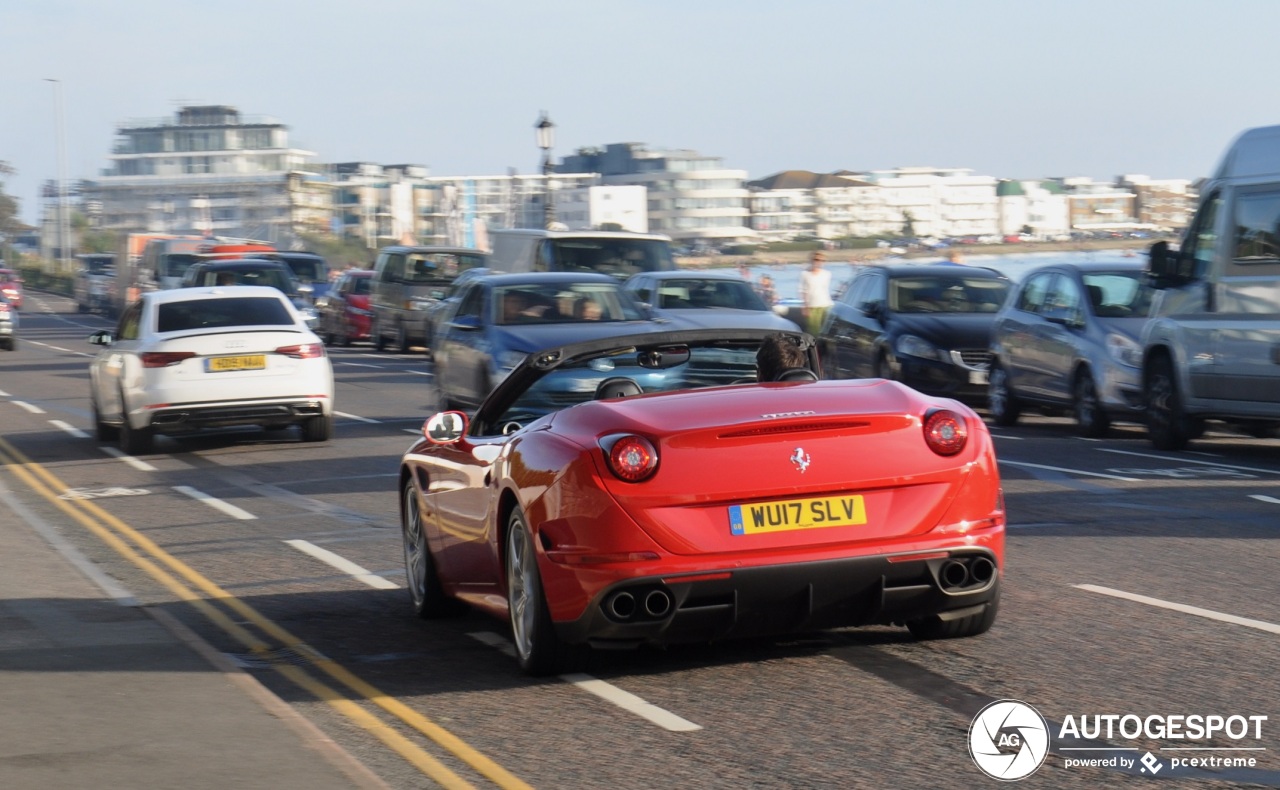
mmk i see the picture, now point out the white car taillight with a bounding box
[275,343,325,359]
[141,351,196,368]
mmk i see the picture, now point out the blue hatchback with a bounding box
[431,272,669,411]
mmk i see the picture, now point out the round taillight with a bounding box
[923,410,968,456]
[606,435,658,482]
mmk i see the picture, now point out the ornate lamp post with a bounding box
[535,112,555,229]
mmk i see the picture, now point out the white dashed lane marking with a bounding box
[284,539,399,589]
[172,485,257,520]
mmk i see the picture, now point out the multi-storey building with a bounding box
[81,105,331,244]
[560,144,752,244]
[858,167,1000,239]
[746,171,877,242]
[1116,175,1195,232]
[996,179,1071,238]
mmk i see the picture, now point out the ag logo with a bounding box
[968,699,1050,781]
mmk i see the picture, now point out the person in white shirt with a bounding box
[798,251,834,335]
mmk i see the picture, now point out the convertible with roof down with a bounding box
[399,328,1004,675]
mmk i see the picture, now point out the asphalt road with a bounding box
[2,290,1278,790]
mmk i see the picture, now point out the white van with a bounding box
[486,229,677,280]
[1142,124,1280,448]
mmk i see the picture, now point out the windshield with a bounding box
[157,297,295,332]
[495,282,647,325]
[163,254,202,278]
[1082,272,1155,317]
[284,258,327,283]
[653,278,767,310]
[549,239,674,279]
[488,342,759,431]
[889,275,1010,313]
[405,252,486,283]
[81,257,115,275]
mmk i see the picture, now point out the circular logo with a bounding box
[968,699,1050,781]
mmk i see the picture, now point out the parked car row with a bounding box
[815,259,1156,439]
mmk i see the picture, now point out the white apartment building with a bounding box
[329,167,599,249]
[560,144,752,244]
[996,179,1071,238]
[859,167,1000,239]
[555,185,648,233]
[81,105,330,245]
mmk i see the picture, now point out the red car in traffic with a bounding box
[319,269,373,345]
[400,328,1004,675]
[0,269,23,310]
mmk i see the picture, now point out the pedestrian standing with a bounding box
[798,251,834,336]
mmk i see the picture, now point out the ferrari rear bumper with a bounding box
[553,548,999,649]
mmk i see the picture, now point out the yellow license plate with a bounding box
[729,495,866,535]
[206,354,266,372]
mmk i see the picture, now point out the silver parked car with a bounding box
[988,260,1155,436]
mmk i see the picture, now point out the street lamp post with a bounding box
[44,78,70,274]
[535,112,555,229]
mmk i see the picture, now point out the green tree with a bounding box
[0,161,31,259]
[901,210,916,238]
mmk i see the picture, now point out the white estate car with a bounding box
[88,286,335,454]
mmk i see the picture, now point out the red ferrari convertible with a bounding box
[401,328,1004,674]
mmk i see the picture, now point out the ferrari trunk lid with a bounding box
[581,380,984,555]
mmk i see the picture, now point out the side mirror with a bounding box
[449,315,482,331]
[1041,305,1081,327]
[89,330,114,346]
[423,411,468,444]
[1147,240,1192,287]
[861,300,884,319]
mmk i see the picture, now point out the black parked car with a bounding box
[818,263,1011,402]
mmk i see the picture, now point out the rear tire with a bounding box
[1072,369,1110,438]
[120,415,154,455]
[987,362,1021,427]
[397,322,411,354]
[373,318,388,352]
[93,397,119,442]
[301,414,332,442]
[507,508,582,676]
[907,581,999,640]
[1146,355,1190,451]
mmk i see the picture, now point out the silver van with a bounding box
[1143,124,1280,448]
[486,229,676,280]
[370,246,487,353]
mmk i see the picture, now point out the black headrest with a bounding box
[774,368,819,382]
[595,377,643,399]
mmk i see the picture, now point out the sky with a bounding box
[5,0,1280,224]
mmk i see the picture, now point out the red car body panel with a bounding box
[0,269,22,310]
[403,376,1004,631]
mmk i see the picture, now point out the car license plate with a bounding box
[206,354,266,372]
[969,370,988,385]
[729,495,866,535]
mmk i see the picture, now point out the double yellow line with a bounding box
[0,436,531,790]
